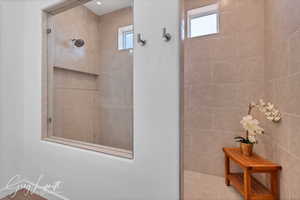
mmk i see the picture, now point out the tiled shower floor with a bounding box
[184,170,243,200]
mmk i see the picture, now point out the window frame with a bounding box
[118,25,134,50]
[187,3,220,38]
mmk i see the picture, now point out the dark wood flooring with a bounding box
[0,189,47,200]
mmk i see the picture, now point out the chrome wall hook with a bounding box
[137,33,146,46]
[162,28,172,42]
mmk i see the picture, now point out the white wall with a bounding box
[0,0,25,187]
[0,0,181,199]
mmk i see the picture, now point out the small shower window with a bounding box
[118,25,133,50]
[187,3,219,38]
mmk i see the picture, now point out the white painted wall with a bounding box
[0,0,181,199]
[0,0,25,187]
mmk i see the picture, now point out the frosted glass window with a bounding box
[190,14,218,37]
[118,25,133,50]
[123,31,134,49]
[187,4,219,38]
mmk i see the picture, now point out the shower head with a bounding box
[72,39,85,48]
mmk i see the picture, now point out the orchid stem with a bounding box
[246,103,253,140]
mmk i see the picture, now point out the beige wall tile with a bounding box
[236,28,264,58]
[236,82,264,108]
[210,36,238,60]
[235,0,264,31]
[281,0,300,37]
[272,145,296,182]
[52,6,133,151]
[184,85,192,111]
[265,44,289,80]
[97,7,133,151]
[185,60,212,85]
[264,3,300,190]
[190,84,215,107]
[264,80,277,105]
[184,0,265,178]
[189,131,239,176]
[185,38,214,61]
[219,11,239,35]
[212,60,241,83]
[184,149,200,172]
[266,113,290,151]
[289,158,300,200]
[98,106,133,150]
[288,30,300,75]
[184,107,213,132]
[287,74,300,116]
[273,78,289,113]
[53,88,96,143]
[239,57,264,82]
[254,135,274,159]
[53,5,100,75]
[184,134,192,151]
[280,179,291,200]
[213,84,238,107]
[212,108,244,132]
[289,115,300,158]
[219,0,237,12]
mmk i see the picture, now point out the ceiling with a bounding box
[84,0,133,16]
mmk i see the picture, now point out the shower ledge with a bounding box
[54,65,99,76]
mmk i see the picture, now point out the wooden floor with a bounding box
[0,189,47,200]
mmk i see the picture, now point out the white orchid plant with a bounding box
[235,99,281,144]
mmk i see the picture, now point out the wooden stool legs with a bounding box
[244,169,251,200]
[225,155,230,186]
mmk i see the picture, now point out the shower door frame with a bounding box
[41,0,134,159]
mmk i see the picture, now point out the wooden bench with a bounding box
[223,148,282,200]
